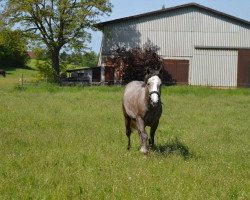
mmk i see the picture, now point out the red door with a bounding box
[238,50,250,87]
[92,67,101,82]
[105,67,114,85]
[163,59,189,85]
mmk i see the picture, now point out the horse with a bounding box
[122,70,162,154]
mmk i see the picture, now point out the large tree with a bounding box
[0,0,112,82]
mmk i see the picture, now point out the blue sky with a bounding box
[90,0,250,53]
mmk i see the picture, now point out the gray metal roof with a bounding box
[97,3,250,27]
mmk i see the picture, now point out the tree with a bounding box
[82,51,98,67]
[1,0,112,82]
[32,46,49,60]
[60,50,98,67]
[0,29,28,67]
[106,43,163,84]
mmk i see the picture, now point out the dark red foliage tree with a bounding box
[106,42,163,84]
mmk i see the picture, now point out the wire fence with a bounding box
[17,74,107,88]
[17,74,49,89]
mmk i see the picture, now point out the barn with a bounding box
[97,3,250,87]
[61,67,101,85]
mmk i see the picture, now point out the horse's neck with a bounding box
[143,86,150,106]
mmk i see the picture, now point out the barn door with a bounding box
[163,59,189,85]
[238,50,250,87]
[92,67,101,82]
[104,67,114,85]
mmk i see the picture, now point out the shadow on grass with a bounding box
[1,65,35,72]
[151,137,191,160]
[0,65,36,76]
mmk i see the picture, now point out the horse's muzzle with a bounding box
[150,100,159,107]
[149,91,161,107]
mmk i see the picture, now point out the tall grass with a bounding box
[0,75,249,199]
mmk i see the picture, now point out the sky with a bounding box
[89,0,250,53]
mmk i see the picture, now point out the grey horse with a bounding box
[122,73,162,154]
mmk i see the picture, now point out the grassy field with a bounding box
[0,67,249,199]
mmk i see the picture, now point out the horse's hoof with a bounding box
[140,147,148,155]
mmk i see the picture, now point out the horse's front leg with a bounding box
[149,120,159,148]
[136,117,148,154]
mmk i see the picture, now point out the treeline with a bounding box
[0,27,98,72]
[34,48,98,68]
[0,29,28,68]
[34,49,99,81]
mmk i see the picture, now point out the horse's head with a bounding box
[146,74,162,107]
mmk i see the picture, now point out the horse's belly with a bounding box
[130,119,137,130]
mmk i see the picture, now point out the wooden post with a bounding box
[21,74,24,88]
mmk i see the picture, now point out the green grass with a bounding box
[0,69,249,199]
[0,60,39,90]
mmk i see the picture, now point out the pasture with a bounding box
[0,69,250,199]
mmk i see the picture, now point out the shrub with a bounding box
[35,60,54,82]
[35,60,67,82]
[106,42,163,84]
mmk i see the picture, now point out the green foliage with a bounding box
[1,0,112,50]
[35,60,54,81]
[32,47,49,61]
[65,52,83,66]
[1,0,112,80]
[0,29,28,67]
[82,51,98,68]
[35,60,67,82]
[60,50,98,68]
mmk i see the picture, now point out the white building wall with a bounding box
[191,49,238,87]
[100,6,250,86]
[102,7,250,57]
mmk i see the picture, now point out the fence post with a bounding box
[21,74,24,88]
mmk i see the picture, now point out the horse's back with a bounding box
[124,81,144,97]
[123,81,145,119]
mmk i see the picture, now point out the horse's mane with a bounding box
[144,71,161,84]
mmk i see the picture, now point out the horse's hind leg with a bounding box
[125,116,132,150]
[149,120,159,147]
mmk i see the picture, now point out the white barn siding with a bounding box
[191,50,238,87]
[102,7,250,57]
[102,8,195,57]
[100,4,250,87]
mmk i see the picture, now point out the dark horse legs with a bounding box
[125,117,131,150]
[149,120,159,147]
[124,116,131,150]
[124,115,158,153]
[123,104,132,150]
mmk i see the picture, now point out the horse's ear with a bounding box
[154,67,162,74]
[144,74,149,83]
[154,68,163,79]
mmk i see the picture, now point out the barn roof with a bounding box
[97,3,250,27]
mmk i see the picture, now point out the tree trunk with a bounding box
[51,49,60,83]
